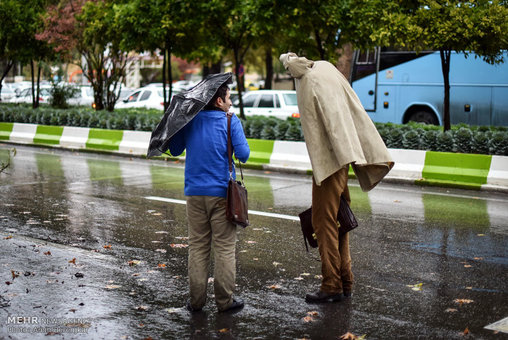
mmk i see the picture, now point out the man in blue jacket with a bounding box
[169,81,250,313]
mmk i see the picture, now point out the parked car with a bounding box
[9,86,52,104]
[231,90,299,119]
[68,85,94,107]
[0,85,16,102]
[115,86,179,110]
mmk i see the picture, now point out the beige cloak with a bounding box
[280,52,394,192]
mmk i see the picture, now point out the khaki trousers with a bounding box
[312,167,354,294]
[186,196,237,311]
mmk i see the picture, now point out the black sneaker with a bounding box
[305,290,343,303]
[186,301,202,312]
[219,298,244,312]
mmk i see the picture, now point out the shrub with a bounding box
[49,83,78,109]
[471,132,490,155]
[489,132,508,155]
[387,128,403,148]
[261,125,277,140]
[436,131,455,152]
[454,127,473,153]
[275,121,290,140]
[249,119,265,139]
[402,130,421,150]
[285,122,302,141]
[421,130,438,150]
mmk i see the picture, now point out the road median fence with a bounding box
[1,122,507,192]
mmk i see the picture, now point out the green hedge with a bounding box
[1,103,507,156]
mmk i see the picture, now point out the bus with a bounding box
[350,48,508,127]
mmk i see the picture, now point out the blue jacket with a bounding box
[169,110,250,198]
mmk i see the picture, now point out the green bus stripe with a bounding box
[246,139,274,165]
[0,122,14,141]
[422,151,492,188]
[86,128,123,151]
[33,125,64,145]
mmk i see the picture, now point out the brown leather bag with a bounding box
[226,113,249,227]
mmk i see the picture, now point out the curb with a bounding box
[1,122,507,192]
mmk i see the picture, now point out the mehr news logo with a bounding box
[6,316,92,334]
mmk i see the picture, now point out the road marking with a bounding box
[144,196,300,222]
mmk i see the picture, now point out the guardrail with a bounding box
[1,122,507,192]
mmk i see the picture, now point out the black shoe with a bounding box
[186,301,202,312]
[219,298,244,312]
[343,291,352,298]
[305,290,342,303]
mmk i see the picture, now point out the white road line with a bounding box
[145,196,301,222]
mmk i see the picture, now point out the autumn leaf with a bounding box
[11,270,19,280]
[407,283,423,291]
[68,258,76,265]
[454,299,474,305]
[105,284,121,289]
[473,257,483,261]
[157,263,166,268]
[218,328,229,333]
[128,260,141,266]
[44,251,52,256]
[246,240,257,244]
[268,284,281,290]
[103,244,112,249]
[156,248,167,253]
[340,332,358,340]
[445,308,458,313]
[169,244,188,248]
[463,327,469,335]
[464,264,472,268]
[307,311,319,316]
[4,236,12,240]
[302,316,315,323]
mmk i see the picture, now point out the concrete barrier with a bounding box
[1,122,507,192]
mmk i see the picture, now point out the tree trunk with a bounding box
[264,48,273,89]
[162,48,167,110]
[167,41,173,111]
[0,60,14,102]
[36,64,42,108]
[314,29,326,60]
[440,49,451,131]
[233,47,245,120]
[336,43,354,81]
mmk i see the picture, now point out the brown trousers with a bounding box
[312,167,353,294]
[186,196,237,311]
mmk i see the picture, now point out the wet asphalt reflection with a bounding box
[0,144,507,339]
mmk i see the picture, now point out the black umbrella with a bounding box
[147,72,233,158]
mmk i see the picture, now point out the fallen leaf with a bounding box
[165,308,181,314]
[464,264,472,268]
[294,277,304,281]
[103,244,112,249]
[138,323,145,327]
[272,262,282,267]
[44,251,52,256]
[208,278,214,283]
[105,285,121,289]
[4,236,13,240]
[454,299,474,305]
[463,327,469,335]
[156,249,167,253]
[302,316,315,323]
[69,309,77,313]
[175,236,189,240]
[154,231,168,234]
[69,258,76,265]
[340,332,358,340]
[473,257,483,261]
[253,258,259,261]
[128,260,141,266]
[465,287,472,290]
[246,240,257,244]
[307,311,319,316]
[136,306,148,311]
[11,271,19,280]
[314,275,323,279]
[268,284,281,289]
[445,308,458,313]
[218,328,229,333]
[169,244,188,248]
[394,200,401,203]
[157,263,166,268]
[407,283,423,291]
[477,234,485,237]
[5,281,12,285]
[152,213,162,216]
[301,273,311,276]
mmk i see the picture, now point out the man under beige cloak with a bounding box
[280,52,394,303]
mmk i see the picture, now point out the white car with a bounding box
[67,85,94,107]
[231,90,299,119]
[115,86,179,110]
[10,86,52,104]
[0,85,16,102]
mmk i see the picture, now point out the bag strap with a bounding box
[227,112,244,182]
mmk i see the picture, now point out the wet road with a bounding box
[0,144,507,339]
